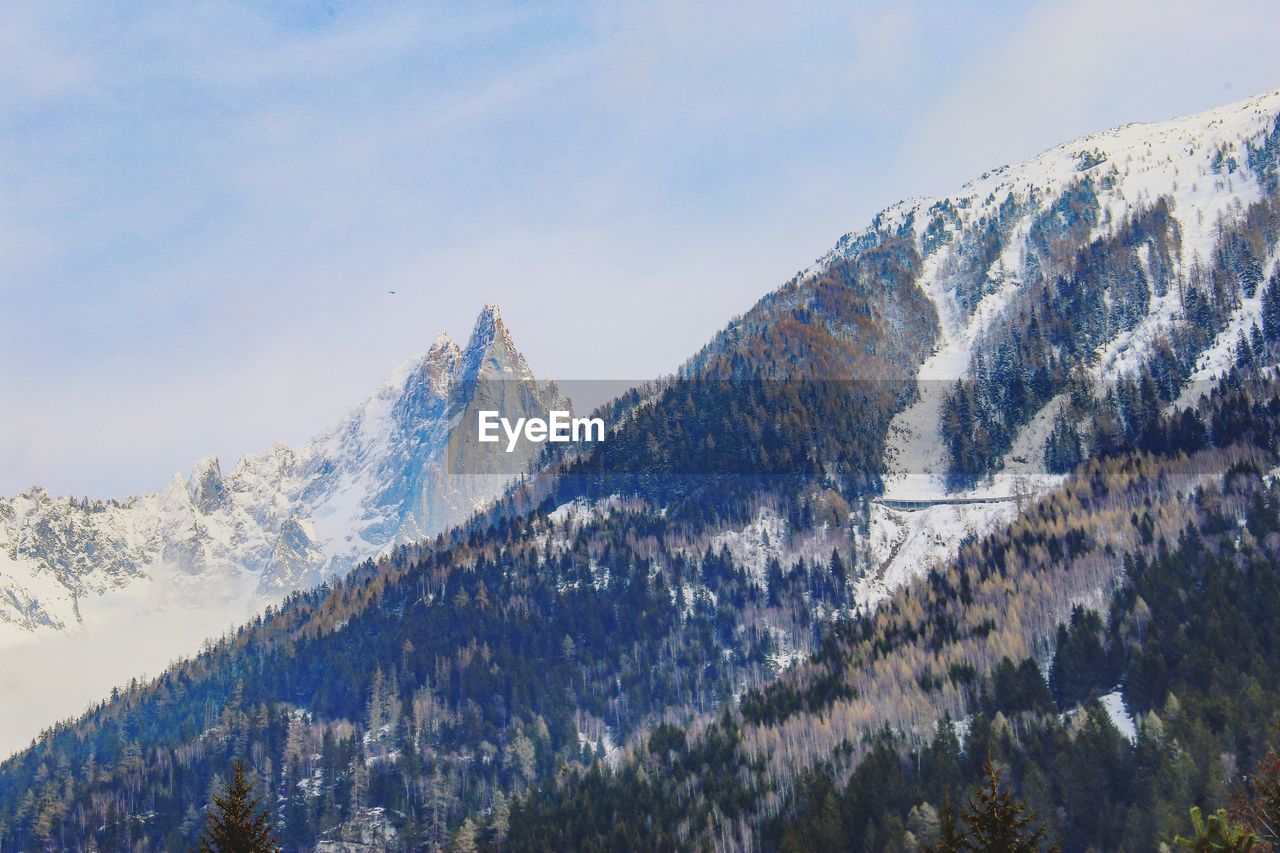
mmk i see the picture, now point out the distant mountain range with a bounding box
[0,304,562,750]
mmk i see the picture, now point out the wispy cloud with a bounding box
[901,0,1280,196]
[2,1,1277,497]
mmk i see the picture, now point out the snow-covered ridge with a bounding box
[0,304,562,754]
[865,89,1280,490]
[819,89,1280,282]
[0,305,558,640]
[841,89,1280,606]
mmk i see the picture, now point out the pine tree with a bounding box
[1173,806,1256,851]
[1241,249,1263,298]
[489,789,511,844]
[1045,412,1084,474]
[1249,323,1266,361]
[830,548,847,587]
[1049,606,1112,709]
[926,796,967,853]
[1262,271,1280,342]
[961,761,1058,852]
[197,760,277,853]
[451,817,479,853]
[1236,332,1256,370]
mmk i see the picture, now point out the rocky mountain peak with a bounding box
[187,455,225,513]
[0,303,557,651]
[458,303,534,384]
[425,331,461,364]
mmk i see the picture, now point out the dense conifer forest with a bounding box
[507,365,1280,851]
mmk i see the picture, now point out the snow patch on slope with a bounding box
[1099,690,1138,743]
[1174,290,1267,409]
[710,508,791,587]
[856,500,1020,611]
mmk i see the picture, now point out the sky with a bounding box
[2,0,1279,498]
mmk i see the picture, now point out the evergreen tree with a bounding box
[1045,412,1084,474]
[1262,270,1280,342]
[1235,332,1256,370]
[986,657,1054,715]
[1049,606,1112,709]
[766,558,785,606]
[830,548,847,587]
[489,789,511,845]
[197,760,277,853]
[1173,806,1256,852]
[1241,250,1264,298]
[451,816,479,853]
[961,761,1057,852]
[926,796,967,853]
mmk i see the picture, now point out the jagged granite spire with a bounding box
[456,303,536,384]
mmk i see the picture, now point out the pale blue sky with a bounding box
[2,0,1278,497]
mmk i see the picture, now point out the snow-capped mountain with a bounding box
[836,89,1280,605]
[551,91,1280,621]
[1,304,559,639]
[0,304,562,749]
[676,89,1280,613]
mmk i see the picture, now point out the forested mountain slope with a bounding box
[508,349,1280,852]
[3,90,1280,851]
